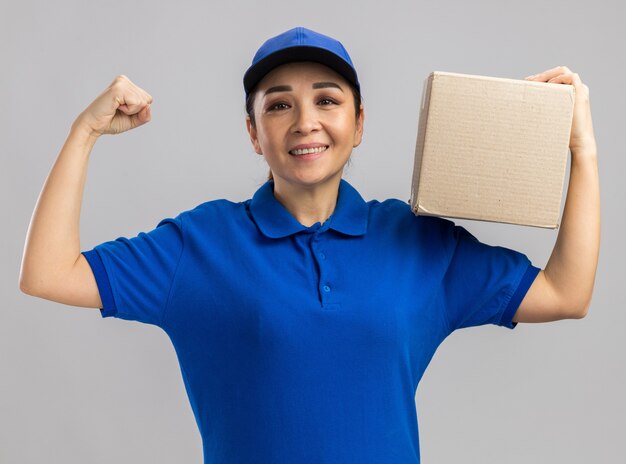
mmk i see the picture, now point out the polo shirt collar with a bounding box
[249,179,369,239]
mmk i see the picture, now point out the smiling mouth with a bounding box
[288,145,329,156]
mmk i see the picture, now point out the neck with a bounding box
[272,176,341,227]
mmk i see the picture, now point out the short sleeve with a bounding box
[442,224,540,331]
[81,215,184,326]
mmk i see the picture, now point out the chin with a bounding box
[286,170,342,187]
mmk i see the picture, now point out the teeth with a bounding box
[290,146,328,155]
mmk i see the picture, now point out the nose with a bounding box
[291,102,321,135]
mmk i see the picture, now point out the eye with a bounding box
[318,97,337,106]
[267,102,290,112]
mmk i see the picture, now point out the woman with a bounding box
[20,27,599,463]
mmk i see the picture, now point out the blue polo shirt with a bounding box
[81,179,539,464]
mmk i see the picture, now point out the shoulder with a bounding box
[158,198,249,234]
[361,197,468,262]
[367,197,457,236]
[180,198,247,221]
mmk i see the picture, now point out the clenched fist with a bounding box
[72,75,153,138]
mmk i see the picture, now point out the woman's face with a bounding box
[246,61,364,190]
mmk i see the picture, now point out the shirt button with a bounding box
[323,285,331,293]
[320,252,326,260]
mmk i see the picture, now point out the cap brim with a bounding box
[243,46,359,96]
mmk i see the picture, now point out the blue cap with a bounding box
[243,27,360,98]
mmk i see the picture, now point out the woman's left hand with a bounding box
[525,66,597,157]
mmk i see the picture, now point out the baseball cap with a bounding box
[243,27,360,99]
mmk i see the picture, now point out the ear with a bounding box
[246,116,263,155]
[353,104,365,148]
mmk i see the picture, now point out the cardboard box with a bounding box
[410,71,575,228]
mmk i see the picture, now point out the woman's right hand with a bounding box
[72,75,153,138]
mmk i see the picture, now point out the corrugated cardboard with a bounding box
[410,71,575,228]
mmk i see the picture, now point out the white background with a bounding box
[2,0,624,462]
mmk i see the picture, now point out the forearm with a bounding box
[19,125,98,294]
[544,147,600,315]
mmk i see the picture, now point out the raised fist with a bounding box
[73,75,153,137]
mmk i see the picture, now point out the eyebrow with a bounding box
[312,82,344,92]
[263,82,344,96]
[264,85,292,96]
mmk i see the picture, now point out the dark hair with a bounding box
[246,82,363,181]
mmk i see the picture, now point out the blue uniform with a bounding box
[82,179,540,464]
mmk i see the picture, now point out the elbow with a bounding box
[573,301,590,319]
[568,307,588,320]
[19,269,47,297]
[19,275,39,296]
[19,258,39,295]
[564,297,591,320]
[550,280,594,320]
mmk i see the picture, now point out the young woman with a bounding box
[20,27,599,463]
